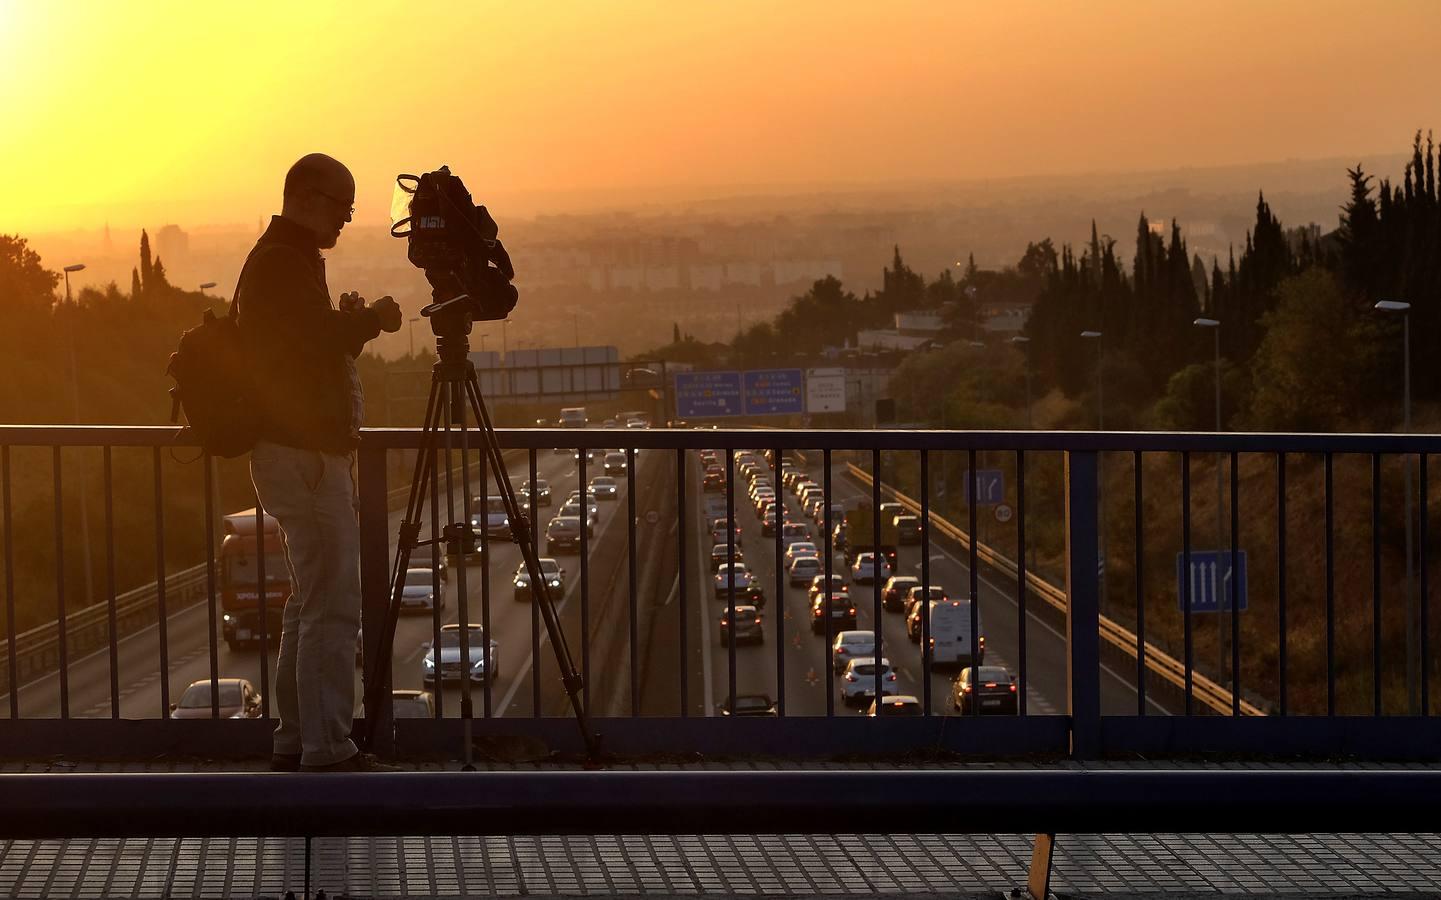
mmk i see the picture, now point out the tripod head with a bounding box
[421,290,477,369]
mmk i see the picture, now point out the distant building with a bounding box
[155,224,189,262]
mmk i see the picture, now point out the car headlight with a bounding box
[515,578,530,588]
[501,518,509,527]
[223,614,233,623]
[548,578,561,588]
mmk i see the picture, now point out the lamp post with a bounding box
[61,264,95,609]
[1080,330,1105,610]
[408,316,421,358]
[1010,335,1033,428]
[1375,299,1417,713]
[198,281,217,296]
[1194,317,1228,688]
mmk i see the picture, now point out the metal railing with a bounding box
[2,425,1440,762]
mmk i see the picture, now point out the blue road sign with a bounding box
[963,469,1005,506]
[1175,550,1248,613]
[743,369,805,415]
[674,371,744,418]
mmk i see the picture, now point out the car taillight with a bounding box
[813,608,822,617]
[753,617,762,625]
[887,672,896,681]
[928,637,935,646]
[1009,684,1017,693]
[962,685,973,693]
[847,607,856,616]
[979,636,986,647]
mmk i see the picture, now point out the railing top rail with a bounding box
[2,424,1438,454]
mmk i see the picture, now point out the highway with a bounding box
[666,450,1165,718]
[4,446,656,721]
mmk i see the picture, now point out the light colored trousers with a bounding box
[249,440,361,766]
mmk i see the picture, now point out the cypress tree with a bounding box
[139,230,152,293]
[151,255,168,290]
[130,267,142,301]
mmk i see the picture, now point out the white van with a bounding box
[928,597,984,668]
[559,407,588,428]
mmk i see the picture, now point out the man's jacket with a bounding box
[236,216,382,453]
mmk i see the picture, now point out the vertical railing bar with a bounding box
[676,448,688,717]
[627,446,639,716]
[153,448,170,716]
[1373,452,1383,717]
[871,448,883,712]
[920,449,932,716]
[480,445,492,718]
[1230,449,1241,717]
[578,441,589,716]
[967,449,979,717]
[773,446,785,717]
[1325,451,1336,716]
[1181,451,1193,716]
[528,449,539,718]
[724,447,737,717]
[1421,453,1430,717]
[2,446,16,719]
[103,446,119,718]
[1277,452,1287,717]
[823,449,834,718]
[1134,450,1145,716]
[53,446,68,719]
[204,456,219,719]
[432,448,444,718]
[255,497,270,719]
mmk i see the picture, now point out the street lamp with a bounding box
[1079,331,1103,429]
[1194,317,1228,687]
[61,263,95,608]
[408,316,421,358]
[1010,335,1032,428]
[1375,299,1417,713]
[198,281,217,296]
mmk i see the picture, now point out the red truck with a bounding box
[220,508,290,651]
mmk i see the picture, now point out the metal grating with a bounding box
[3,832,1441,898]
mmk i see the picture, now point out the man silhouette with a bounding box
[238,153,402,771]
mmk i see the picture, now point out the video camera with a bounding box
[391,166,518,325]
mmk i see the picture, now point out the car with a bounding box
[868,694,923,716]
[423,623,499,685]
[905,586,952,641]
[831,629,877,674]
[625,418,648,429]
[703,470,726,492]
[589,475,619,499]
[565,488,600,512]
[894,514,922,544]
[719,693,777,716]
[559,499,598,533]
[851,551,891,585]
[881,576,921,613]
[718,604,764,646]
[784,541,819,569]
[809,573,848,602]
[513,558,565,601]
[392,689,435,719]
[603,451,627,474]
[804,495,827,519]
[780,523,811,549]
[799,484,825,507]
[879,502,906,521]
[817,502,846,527]
[951,665,1018,715]
[839,657,899,706]
[546,516,583,553]
[399,567,443,614]
[811,593,858,634]
[535,418,552,428]
[468,496,511,540]
[787,555,823,586]
[710,543,745,572]
[603,418,618,429]
[713,563,756,599]
[792,480,818,499]
[710,519,743,547]
[170,677,263,719]
[523,478,552,505]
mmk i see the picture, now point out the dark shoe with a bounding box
[300,751,402,773]
[270,752,302,772]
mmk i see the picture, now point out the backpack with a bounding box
[166,267,260,458]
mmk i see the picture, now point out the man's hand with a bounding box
[370,295,403,333]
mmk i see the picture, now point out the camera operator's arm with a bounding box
[338,292,402,354]
[240,246,397,352]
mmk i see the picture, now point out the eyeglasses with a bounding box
[312,187,355,216]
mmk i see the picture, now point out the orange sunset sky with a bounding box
[3,0,1440,234]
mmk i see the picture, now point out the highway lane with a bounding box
[682,451,1165,717]
[5,446,647,721]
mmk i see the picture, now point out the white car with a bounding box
[399,567,442,613]
[589,475,619,499]
[840,656,899,706]
[831,630,877,675]
[787,555,822,587]
[780,523,812,549]
[784,541,819,569]
[851,551,891,585]
[713,563,755,599]
[423,624,500,685]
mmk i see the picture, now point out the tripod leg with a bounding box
[462,374,601,758]
[453,380,477,771]
[358,375,444,750]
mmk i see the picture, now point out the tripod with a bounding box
[358,295,599,762]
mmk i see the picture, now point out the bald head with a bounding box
[280,153,355,249]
